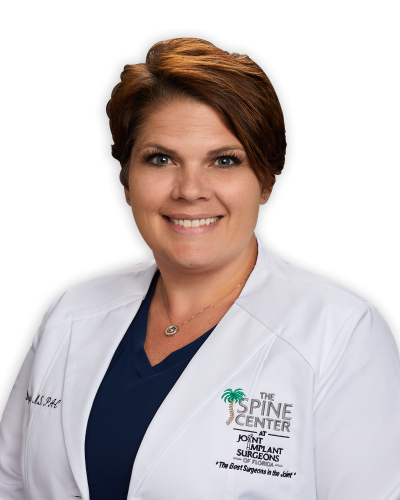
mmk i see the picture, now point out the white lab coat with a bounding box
[1,234,400,500]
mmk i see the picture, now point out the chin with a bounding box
[164,245,220,271]
[172,254,216,271]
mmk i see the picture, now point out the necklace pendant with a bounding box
[165,325,179,337]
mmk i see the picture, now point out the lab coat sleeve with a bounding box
[314,303,400,500]
[0,296,64,500]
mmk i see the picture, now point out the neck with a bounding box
[153,234,258,323]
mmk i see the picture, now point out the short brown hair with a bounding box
[106,38,286,192]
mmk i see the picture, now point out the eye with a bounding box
[214,154,243,168]
[142,150,174,166]
[215,157,234,167]
[150,154,172,166]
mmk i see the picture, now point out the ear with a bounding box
[124,187,131,206]
[119,164,131,206]
[260,189,271,205]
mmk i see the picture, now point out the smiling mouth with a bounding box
[163,216,222,228]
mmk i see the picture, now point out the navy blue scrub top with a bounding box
[85,269,217,500]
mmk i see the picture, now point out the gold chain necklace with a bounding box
[160,271,251,337]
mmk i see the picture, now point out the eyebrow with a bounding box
[138,143,245,156]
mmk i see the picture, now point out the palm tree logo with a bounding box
[221,388,246,425]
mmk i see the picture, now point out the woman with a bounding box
[0,38,399,500]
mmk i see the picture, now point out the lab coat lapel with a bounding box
[61,263,158,500]
[128,239,275,497]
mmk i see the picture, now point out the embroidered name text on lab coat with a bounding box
[26,391,61,408]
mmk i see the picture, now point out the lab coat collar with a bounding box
[62,232,274,500]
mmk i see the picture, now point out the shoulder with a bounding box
[268,247,368,319]
[239,239,395,381]
[42,259,158,326]
[270,249,388,336]
[241,241,369,332]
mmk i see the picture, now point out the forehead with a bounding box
[135,99,242,151]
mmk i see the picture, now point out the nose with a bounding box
[171,163,213,202]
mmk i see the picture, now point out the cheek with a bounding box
[216,175,261,217]
[129,170,166,215]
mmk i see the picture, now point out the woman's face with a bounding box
[126,98,268,273]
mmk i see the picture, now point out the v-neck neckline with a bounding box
[129,269,217,379]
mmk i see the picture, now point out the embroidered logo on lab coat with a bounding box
[217,389,297,478]
[221,388,246,425]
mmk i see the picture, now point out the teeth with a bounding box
[168,217,220,227]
